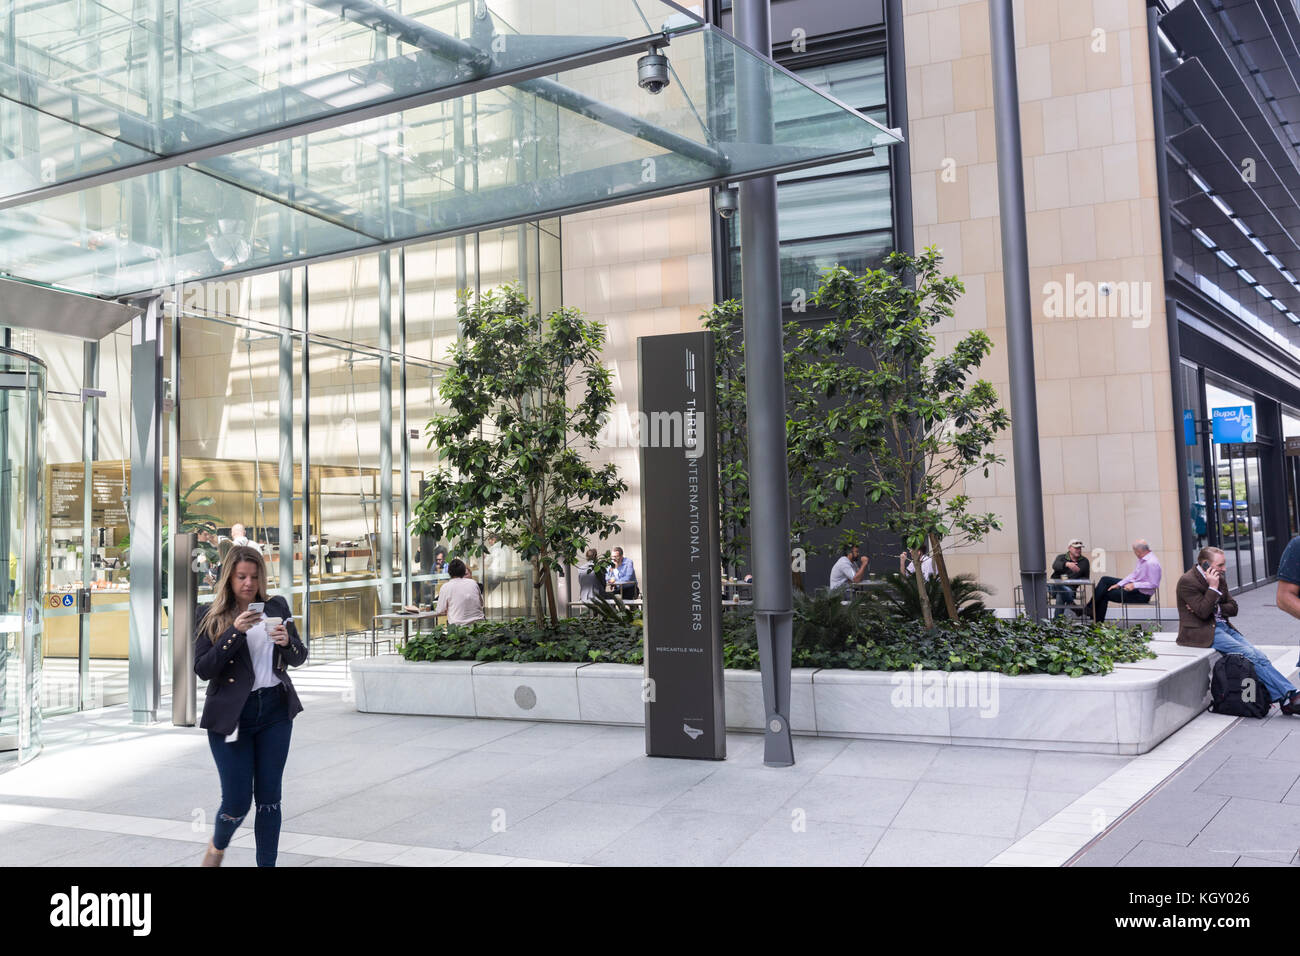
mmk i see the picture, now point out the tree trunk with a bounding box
[929,533,959,622]
[541,560,560,627]
[912,547,935,629]
[530,555,545,625]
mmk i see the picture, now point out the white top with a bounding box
[905,555,937,580]
[829,556,860,591]
[246,614,283,690]
[436,576,486,626]
[231,536,262,554]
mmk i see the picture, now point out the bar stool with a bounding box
[1120,586,1160,628]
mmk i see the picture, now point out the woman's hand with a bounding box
[268,624,290,647]
[233,609,263,633]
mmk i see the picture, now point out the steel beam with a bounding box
[988,0,1048,619]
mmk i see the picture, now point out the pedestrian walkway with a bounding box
[3,587,1296,866]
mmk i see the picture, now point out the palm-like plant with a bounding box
[879,570,992,622]
[121,477,223,593]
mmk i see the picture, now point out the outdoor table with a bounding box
[368,610,440,657]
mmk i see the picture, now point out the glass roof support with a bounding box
[0,22,724,212]
[734,0,794,769]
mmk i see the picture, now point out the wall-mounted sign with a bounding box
[637,331,725,761]
[1286,436,1300,457]
[1211,405,1254,444]
[1184,409,1196,446]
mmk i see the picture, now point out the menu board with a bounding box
[49,473,83,529]
[47,465,130,531]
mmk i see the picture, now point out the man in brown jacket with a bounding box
[1177,546,1300,714]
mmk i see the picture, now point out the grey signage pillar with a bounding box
[279,275,295,592]
[988,0,1048,619]
[735,0,794,767]
[171,532,197,726]
[79,341,97,711]
[128,295,164,723]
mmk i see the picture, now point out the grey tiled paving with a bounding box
[1075,587,1300,867]
[22,593,1300,866]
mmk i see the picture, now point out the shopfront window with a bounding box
[1206,378,1265,589]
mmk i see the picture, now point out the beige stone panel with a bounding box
[952,55,990,113]
[1026,209,1064,268]
[967,162,1000,220]
[960,218,996,274]
[1069,378,1107,435]
[954,272,987,330]
[678,306,708,332]
[1060,434,1102,494]
[1106,86,1139,147]
[1136,140,1160,200]
[910,115,947,173]
[1087,493,1127,561]
[912,170,940,226]
[657,257,690,308]
[1103,140,1141,202]
[1133,429,1162,492]
[1036,379,1073,437]
[1033,151,1071,210]
[985,271,1007,327]
[979,554,1016,605]
[1059,206,1099,264]
[1042,318,1081,379]
[1148,371,1175,431]
[1133,83,1156,143]
[1137,372,1159,434]
[1024,0,1059,44]
[685,254,713,301]
[929,5,965,60]
[921,61,955,117]
[927,221,965,273]
[584,266,611,314]
[976,107,999,163]
[633,260,662,311]
[1096,0,1137,31]
[993,441,1020,498]
[1134,198,1162,258]
[1097,432,1138,493]
[945,110,981,166]
[1124,492,1164,549]
[1066,148,1107,206]
[937,176,972,223]
[959,0,990,55]
[1104,374,1143,432]
[666,204,699,257]
[1059,0,1095,39]
[963,457,999,498]
[587,216,620,264]
[1042,95,1081,154]
[1017,43,1053,102]
[641,207,673,261]
[565,221,594,269]
[1049,37,1088,97]
[1084,34,1124,93]
[1111,320,1151,374]
[1123,24,1143,88]
[1073,89,1114,151]
[904,12,931,68]
[1094,201,1136,259]
[1039,435,1065,495]
[1054,494,1093,550]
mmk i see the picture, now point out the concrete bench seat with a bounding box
[350,636,1299,755]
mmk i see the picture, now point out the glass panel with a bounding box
[1244,451,1266,584]
[1182,364,1208,552]
[0,0,696,189]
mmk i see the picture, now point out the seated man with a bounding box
[1048,537,1090,619]
[1178,547,1300,714]
[606,547,638,599]
[435,558,485,626]
[1084,538,1161,622]
[898,544,936,581]
[830,543,869,593]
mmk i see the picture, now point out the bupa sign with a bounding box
[1211,405,1255,444]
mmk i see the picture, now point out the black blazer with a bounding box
[194,594,308,736]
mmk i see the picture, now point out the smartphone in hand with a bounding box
[248,602,265,614]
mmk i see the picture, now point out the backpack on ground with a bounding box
[1209,653,1271,718]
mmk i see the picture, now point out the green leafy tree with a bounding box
[122,477,222,595]
[702,301,750,576]
[412,287,626,626]
[791,248,1010,628]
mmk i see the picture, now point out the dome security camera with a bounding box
[714,186,738,219]
[638,49,670,94]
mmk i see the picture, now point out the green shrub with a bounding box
[400,611,1155,677]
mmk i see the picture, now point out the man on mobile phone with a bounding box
[1179,546,1300,714]
[1275,533,1300,667]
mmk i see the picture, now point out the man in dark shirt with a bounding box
[1275,534,1300,665]
[1048,537,1090,618]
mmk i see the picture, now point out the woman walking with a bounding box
[194,545,308,866]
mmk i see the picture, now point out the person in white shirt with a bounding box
[230,523,262,555]
[435,558,485,626]
[899,546,937,581]
[829,543,868,592]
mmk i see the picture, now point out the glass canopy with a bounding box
[0,0,901,298]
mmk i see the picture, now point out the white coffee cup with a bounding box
[263,616,283,631]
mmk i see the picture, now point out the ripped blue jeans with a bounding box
[208,684,293,867]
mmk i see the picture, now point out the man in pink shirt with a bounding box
[1083,539,1162,622]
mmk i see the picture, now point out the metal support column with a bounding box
[1147,4,1193,571]
[399,250,412,607]
[300,272,312,647]
[128,295,164,722]
[379,251,394,608]
[79,342,97,710]
[735,0,794,767]
[988,0,1048,618]
[279,274,295,593]
[171,532,197,725]
[885,0,914,257]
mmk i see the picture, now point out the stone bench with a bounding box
[349,636,1299,755]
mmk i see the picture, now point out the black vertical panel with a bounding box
[638,331,726,760]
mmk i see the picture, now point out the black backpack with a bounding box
[1209,653,1272,718]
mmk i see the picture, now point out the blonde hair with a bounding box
[201,545,268,643]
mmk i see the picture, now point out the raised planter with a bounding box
[349,635,1289,754]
